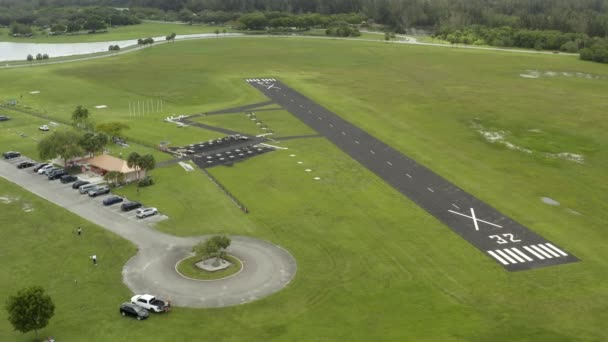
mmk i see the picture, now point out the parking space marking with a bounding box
[387,161,392,166]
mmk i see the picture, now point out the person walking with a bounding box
[77,226,82,236]
[91,254,97,266]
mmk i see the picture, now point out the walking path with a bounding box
[0,157,297,308]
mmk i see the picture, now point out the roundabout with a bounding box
[122,235,297,308]
[176,254,244,281]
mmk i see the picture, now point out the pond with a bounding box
[0,33,243,62]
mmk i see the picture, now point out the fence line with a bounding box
[199,168,249,214]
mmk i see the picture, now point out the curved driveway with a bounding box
[0,158,297,308]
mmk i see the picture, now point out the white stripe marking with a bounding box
[405,173,412,178]
[342,131,346,136]
[511,248,533,262]
[469,208,480,231]
[523,246,545,259]
[538,244,560,257]
[447,210,503,229]
[427,188,434,193]
[329,124,333,128]
[503,249,525,263]
[544,243,568,256]
[487,251,509,265]
[531,245,553,258]
[495,250,517,264]
[318,117,322,120]
[451,203,460,209]
[370,150,375,155]
[387,161,392,166]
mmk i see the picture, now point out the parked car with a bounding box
[2,151,21,159]
[103,196,123,206]
[43,167,61,176]
[39,125,50,131]
[37,165,55,174]
[119,302,149,321]
[136,207,158,219]
[16,161,36,169]
[121,201,142,212]
[72,180,90,189]
[79,183,99,194]
[32,163,49,172]
[48,170,67,180]
[60,175,78,183]
[88,185,111,197]
[131,294,170,313]
[0,115,10,121]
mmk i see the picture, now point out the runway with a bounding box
[246,77,579,272]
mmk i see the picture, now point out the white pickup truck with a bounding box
[131,294,171,313]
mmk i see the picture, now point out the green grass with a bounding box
[194,110,316,137]
[176,255,242,280]
[0,22,235,43]
[0,37,607,341]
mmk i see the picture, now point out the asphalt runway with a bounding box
[246,78,579,272]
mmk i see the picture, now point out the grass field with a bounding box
[0,37,607,341]
[0,22,234,43]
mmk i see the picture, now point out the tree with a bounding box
[26,54,33,62]
[35,53,43,61]
[96,122,129,141]
[5,286,55,339]
[214,29,220,37]
[42,53,49,59]
[83,17,106,33]
[165,32,176,42]
[139,154,156,174]
[10,22,32,36]
[193,235,231,262]
[104,170,125,186]
[384,31,390,41]
[239,12,268,30]
[66,21,81,33]
[71,105,90,128]
[50,24,66,34]
[127,152,142,179]
[38,130,84,167]
[79,132,108,157]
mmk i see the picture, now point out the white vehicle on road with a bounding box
[39,125,50,131]
[136,207,158,218]
[131,294,170,312]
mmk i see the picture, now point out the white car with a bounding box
[37,164,55,174]
[39,125,49,131]
[135,207,158,219]
[130,294,170,312]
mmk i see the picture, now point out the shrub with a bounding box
[138,176,154,187]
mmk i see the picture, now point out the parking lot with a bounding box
[2,155,168,225]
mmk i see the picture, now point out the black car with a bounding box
[48,170,67,180]
[2,151,21,159]
[119,303,149,321]
[72,180,90,189]
[60,175,78,183]
[88,186,111,197]
[0,115,10,121]
[121,201,142,212]
[32,163,49,172]
[103,196,124,206]
[17,161,36,169]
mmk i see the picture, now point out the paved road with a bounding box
[0,156,296,307]
[246,78,579,272]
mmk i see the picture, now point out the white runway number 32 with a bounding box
[489,234,521,244]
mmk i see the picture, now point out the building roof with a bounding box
[85,154,138,173]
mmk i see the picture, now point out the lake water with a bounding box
[0,33,243,62]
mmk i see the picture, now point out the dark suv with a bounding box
[103,196,123,206]
[121,201,142,212]
[48,169,67,180]
[60,175,78,183]
[3,151,21,159]
[72,180,90,189]
[119,302,149,321]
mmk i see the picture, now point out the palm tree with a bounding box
[127,152,141,180]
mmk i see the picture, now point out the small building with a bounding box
[83,154,145,183]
